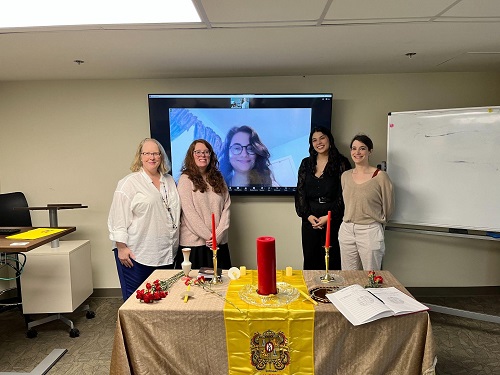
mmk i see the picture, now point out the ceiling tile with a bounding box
[326,0,458,20]
[441,0,500,17]
[436,51,500,71]
[200,0,329,23]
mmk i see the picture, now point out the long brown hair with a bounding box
[219,125,273,186]
[181,139,227,194]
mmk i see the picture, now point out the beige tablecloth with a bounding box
[110,270,436,375]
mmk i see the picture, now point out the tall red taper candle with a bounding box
[211,213,217,250]
[325,210,331,248]
[257,236,277,295]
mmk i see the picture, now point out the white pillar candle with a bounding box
[286,266,293,277]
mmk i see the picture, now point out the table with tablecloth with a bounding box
[110,270,436,375]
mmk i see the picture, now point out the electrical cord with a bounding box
[0,252,27,280]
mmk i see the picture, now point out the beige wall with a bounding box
[1,72,499,289]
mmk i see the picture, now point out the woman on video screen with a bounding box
[219,125,277,187]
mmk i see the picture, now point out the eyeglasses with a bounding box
[229,143,256,155]
[141,152,161,158]
[193,150,211,157]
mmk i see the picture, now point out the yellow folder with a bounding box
[6,228,65,240]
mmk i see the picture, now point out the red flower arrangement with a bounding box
[135,271,243,312]
[135,271,184,303]
[366,271,384,288]
[184,275,207,287]
[136,280,168,303]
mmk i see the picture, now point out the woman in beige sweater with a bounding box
[339,134,394,270]
[175,139,231,269]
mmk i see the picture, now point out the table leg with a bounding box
[48,209,59,248]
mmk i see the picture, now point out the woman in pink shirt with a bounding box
[175,139,232,269]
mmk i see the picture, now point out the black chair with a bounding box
[0,191,32,227]
[0,192,31,316]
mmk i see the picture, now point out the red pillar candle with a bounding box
[325,210,331,248]
[211,213,217,250]
[256,236,277,295]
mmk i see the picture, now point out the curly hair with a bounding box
[308,126,348,176]
[219,125,273,186]
[181,139,227,194]
[130,138,171,174]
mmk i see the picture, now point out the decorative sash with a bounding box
[224,270,315,374]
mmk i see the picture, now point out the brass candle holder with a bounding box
[320,246,334,283]
[210,247,222,284]
[319,246,344,285]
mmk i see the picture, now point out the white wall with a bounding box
[1,72,499,289]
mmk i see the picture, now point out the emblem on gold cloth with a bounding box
[250,330,290,371]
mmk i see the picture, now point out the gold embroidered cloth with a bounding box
[224,270,315,374]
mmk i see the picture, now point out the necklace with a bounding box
[160,184,177,229]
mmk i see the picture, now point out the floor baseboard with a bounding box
[91,288,123,298]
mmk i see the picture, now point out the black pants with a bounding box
[301,219,341,270]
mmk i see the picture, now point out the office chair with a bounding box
[0,191,32,227]
[0,191,31,317]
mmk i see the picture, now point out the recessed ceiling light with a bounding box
[0,0,200,29]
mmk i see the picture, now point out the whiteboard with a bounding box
[387,106,500,232]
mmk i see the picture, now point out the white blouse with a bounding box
[108,169,180,266]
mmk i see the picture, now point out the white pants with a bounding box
[338,221,385,271]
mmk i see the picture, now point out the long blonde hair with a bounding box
[130,138,171,174]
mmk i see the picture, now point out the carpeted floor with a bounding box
[0,297,122,375]
[419,295,500,375]
[0,295,499,375]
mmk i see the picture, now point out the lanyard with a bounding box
[160,183,177,229]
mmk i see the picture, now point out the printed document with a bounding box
[326,284,428,326]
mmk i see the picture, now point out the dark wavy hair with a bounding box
[180,139,227,194]
[308,126,347,176]
[219,125,273,186]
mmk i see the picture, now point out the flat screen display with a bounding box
[148,93,333,195]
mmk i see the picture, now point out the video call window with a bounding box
[149,94,333,195]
